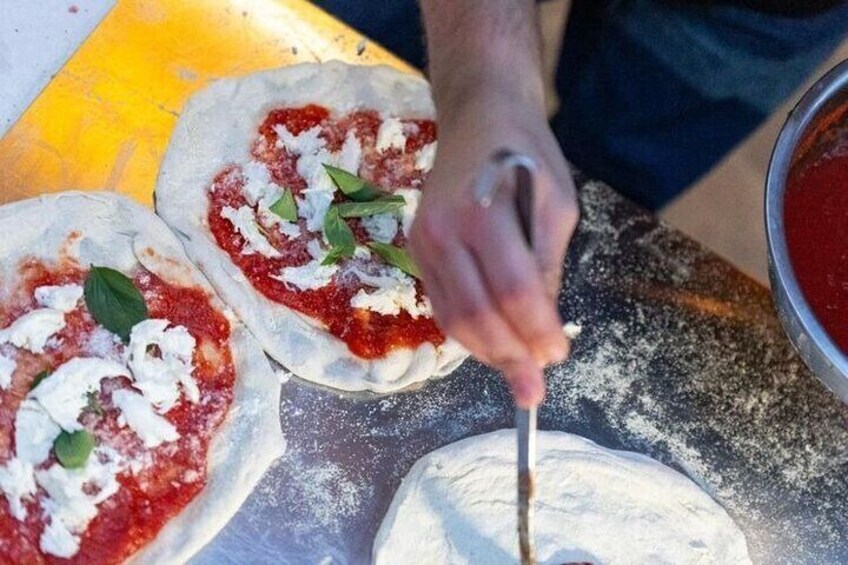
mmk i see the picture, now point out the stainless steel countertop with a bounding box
[195,177,848,565]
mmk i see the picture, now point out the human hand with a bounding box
[409,93,579,408]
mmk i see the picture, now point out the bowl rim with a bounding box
[765,58,848,390]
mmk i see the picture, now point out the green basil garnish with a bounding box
[334,195,405,218]
[85,390,104,417]
[269,189,298,222]
[369,242,421,279]
[322,207,356,263]
[84,266,148,342]
[30,370,50,391]
[54,430,95,469]
[323,165,383,202]
[321,246,351,266]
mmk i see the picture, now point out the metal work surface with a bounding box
[3,2,846,562]
[197,179,848,564]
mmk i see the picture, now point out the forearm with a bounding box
[419,0,545,116]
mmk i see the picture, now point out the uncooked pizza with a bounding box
[374,430,752,564]
[0,193,282,563]
[155,62,466,393]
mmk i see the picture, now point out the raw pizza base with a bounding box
[373,429,752,564]
[155,61,467,394]
[0,192,284,564]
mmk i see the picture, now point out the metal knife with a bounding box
[475,149,538,564]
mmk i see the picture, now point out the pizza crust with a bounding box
[374,430,752,564]
[155,61,467,393]
[0,192,284,563]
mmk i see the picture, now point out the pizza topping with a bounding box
[0,351,15,390]
[274,124,325,156]
[84,266,149,342]
[395,188,421,236]
[0,458,37,521]
[111,389,179,448]
[338,129,364,173]
[14,400,61,465]
[126,318,199,410]
[36,447,123,558]
[53,430,95,469]
[414,141,437,172]
[207,105,445,358]
[0,261,236,562]
[324,164,383,202]
[31,358,129,432]
[220,205,282,258]
[334,195,406,218]
[275,256,339,292]
[34,284,84,313]
[369,242,421,279]
[0,309,66,354]
[269,188,298,222]
[375,117,407,153]
[362,213,399,244]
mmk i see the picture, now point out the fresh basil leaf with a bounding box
[84,266,148,342]
[321,246,352,266]
[369,242,421,279]
[54,430,95,469]
[323,165,382,202]
[269,189,298,222]
[323,207,356,262]
[30,370,49,391]
[334,195,405,218]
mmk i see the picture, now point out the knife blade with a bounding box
[513,155,537,565]
[474,149,538,564]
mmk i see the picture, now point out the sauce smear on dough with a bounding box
[207,104,444,359]
[0,260,235,564]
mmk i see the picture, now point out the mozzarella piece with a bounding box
[30,358,129,432]
[0,309,66,354]
[240,160,275,206]
[126,319,198,412]
[349,266,432,318]
[37,448,122,558]
[350,279,432,319]
[275,259,338,291]
[376,118,406,153]
[14,399,61,465]
[0,351,15,389]
[414,141,437,172]
[338,130,363,174]
[297,188,335,233]
[394,188,421,237]
[40,518,79,559]
[111,389,180,448]
[274,124,325,156]
[220,205,281,258]
[362,213,398,244]
[34,284,84,313]
[240,161,301,238]
[0,458,37,521]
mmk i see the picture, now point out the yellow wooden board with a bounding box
[0,0,410,206]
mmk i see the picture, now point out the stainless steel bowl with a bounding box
[766,59,848,403]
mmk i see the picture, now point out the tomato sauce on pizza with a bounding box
[206,104,445,359]
[0,259,235,564]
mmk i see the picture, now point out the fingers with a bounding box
[466,195,569,367]
[426,245,535,368]
[534,165,579,302]
[502,359,546,409]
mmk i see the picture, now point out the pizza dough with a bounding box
[0,192,284,563]
[373,430,752,564]
[155,61,466,394]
